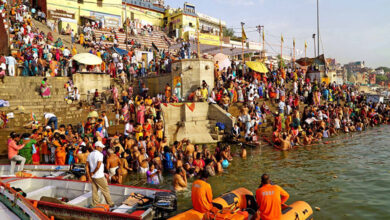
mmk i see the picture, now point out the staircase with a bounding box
[0,77,87,156]
[93,29,175,51]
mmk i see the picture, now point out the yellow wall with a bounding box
[46,0,122,26]
[124,4,164,27]
[166,11,197,38]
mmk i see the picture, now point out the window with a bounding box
[189,22,193,27]
[77,0,84,3]
[97,0,103,7]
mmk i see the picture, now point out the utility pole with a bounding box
[317,0,320,56]
[241,22,245,63]
[293,38,296,69]
[256,25,264,54]
[312,33,316,57]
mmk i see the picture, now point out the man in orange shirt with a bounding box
[255,174,289,220]
[191,171,213,213]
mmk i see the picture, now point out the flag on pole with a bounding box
[262,29,265,42]
[219,20,223,38]
[305,41,308,48]
[281,34,284,43]
[196,18,200,32]
[242,25,247,41]
[293,38,296,47]
[31,112,37,121]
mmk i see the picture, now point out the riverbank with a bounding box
[123,125,390,219]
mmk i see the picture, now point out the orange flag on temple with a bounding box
[186,102,196,112]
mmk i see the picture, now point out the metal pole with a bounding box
[293,39,295,69]
[317,0,320,56]
[241,22,245,63]
[197,19,200,57]
[125,4,128,51]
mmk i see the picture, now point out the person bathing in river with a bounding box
[173,166,187,191]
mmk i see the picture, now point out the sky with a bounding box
[165,0,390,68]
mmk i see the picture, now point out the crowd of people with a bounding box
[3,1,390,219]
[0,1,177,82]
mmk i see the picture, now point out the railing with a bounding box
[0,181,51,220]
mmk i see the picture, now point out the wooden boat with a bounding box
[1,177,177,220]
[170,187,313,220]
[0,181,50,220]
[0,164,72,179]
[224,137,260,148]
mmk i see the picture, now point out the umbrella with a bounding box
[72,53,102,65]
[246,61,269,73]
[87,111,99,118]
[213,53,231,71]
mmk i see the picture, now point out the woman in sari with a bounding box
[136,102,146,125]
[40,78,51,98]
[18,134,35,165]
[165,83,171,101]
[112,86,119,103]
[22,59,30,76]
[79,33,84,46]
[122,103,130,123]
[47,32,54,42]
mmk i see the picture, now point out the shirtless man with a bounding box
[125,137,136,150]
[119,151,132,176]
[159,137,168,153]
[138,147,149,174]
[184,139,194,158]
[75,145,89,164]
[106,148,122,179]
[240,145,247,159]
[173,167,187,191]
[279,133,291,151]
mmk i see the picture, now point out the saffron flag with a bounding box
[293,38,295,47]
[262,29,265,42]
[242,26,247,41]
[186,102,196,112]
[281,34,284,43]
[305,41,308,48]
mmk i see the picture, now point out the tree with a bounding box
[376,74,388,84]
[223,27,235,38]
[223,27,242,41]
[376,66,390,73]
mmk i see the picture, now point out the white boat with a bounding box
[1,177,177,220]
[0,164,72,179]
[0,181,50,220]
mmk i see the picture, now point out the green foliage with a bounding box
[376,74,388,84]
[223,27,242,41]
[223,27,235,38]
[376,66,390,73]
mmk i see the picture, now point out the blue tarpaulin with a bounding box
[112,47,128,56]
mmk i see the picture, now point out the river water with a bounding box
[125,125,390,219]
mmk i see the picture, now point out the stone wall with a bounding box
[143,74,173,97]
[73,73,111,100]
[171,59,214,99]
[208,104,236,132]
[142,59,214,100]
[162,102,233,144]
